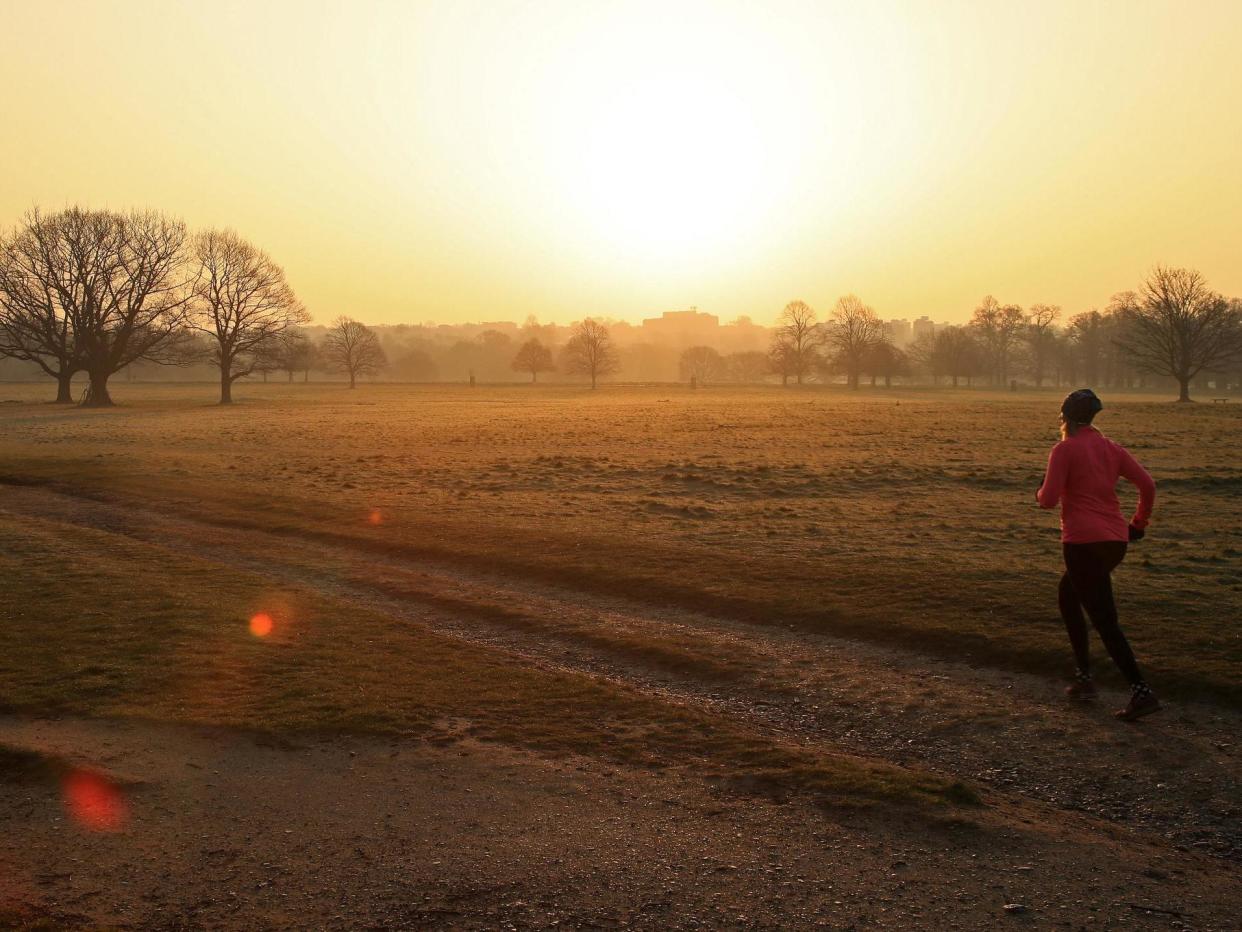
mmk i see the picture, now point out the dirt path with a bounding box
[1,484,1240,928]
[2,485,1238,859]
[3,714,1237,930]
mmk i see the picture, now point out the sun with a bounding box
[518,4,813,269]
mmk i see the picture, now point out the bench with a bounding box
[1213,397,1228,404]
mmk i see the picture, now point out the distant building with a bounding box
[912,316,935,342]
[884,318,912,346]
[640,308,720,347]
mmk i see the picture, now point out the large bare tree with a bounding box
[562,319,618,389]
[323,316,387,388]
[1113,266,1242,402]
[823,294,884,389]
[969,296,1026,386]
[191,229,309,404]
[0,207,196,406]
[772,300,821,386]
[0,210,84,402]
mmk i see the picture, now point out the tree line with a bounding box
[0,207,396,405]
[4,208,1240,403]
[763,268,1242,401]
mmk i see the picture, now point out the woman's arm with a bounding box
[1036,443,1068,509]
[1117,445,1156,529]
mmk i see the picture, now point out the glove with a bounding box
[1128,523,1146,542]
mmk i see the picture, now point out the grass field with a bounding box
[2,381,1238,705]
[2,381,1241,927]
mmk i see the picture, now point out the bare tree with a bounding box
[772,300,821,386]
[562,319,619,389]
[679,345,723,385]
[0,210,83,403]
[1113,267,1242,402]
[1025,304,1061,387]
[511,337,555,383]
[72,209,196,406]
[824,295,884,389]
[190,229,309,404]
[969,296,1026,386]
[323,316,387,388]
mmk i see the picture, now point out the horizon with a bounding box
[4,1,1242,328]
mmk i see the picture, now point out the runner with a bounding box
[1037,389,1160,721]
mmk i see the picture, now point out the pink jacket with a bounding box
[1037,426,1156,544]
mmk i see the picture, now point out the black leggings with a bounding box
[1059,541,1145,685]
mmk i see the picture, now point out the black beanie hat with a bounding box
[1061,388,1103,423]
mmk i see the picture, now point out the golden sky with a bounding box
[3,0,1240,326]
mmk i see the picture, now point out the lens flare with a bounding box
[63,769,128,832]
[249,612,274,637]
[367,508,383,526]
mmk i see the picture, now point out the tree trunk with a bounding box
[55,372,75,404]
[869,374,876,387]
[81,370,113,407]
[349,371,357,388]
[951,375,958,387]
[590,371,597,389]
[531,371,537,383]
[287,371,294,383]
[303,369,309,383]
[1177,377,1192,402]
[220,370,233,404]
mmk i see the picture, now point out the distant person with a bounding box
[1036,389,1159,721]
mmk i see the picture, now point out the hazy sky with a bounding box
[3,0,1240,326]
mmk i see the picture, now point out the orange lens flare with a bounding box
[367,508,383,526]
[249,612,274,637]
[63,769,128,832]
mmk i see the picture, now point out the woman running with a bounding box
[1036,389,1160,721]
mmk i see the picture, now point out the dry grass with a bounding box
[2,381,1236,703]
[0,507,970,809]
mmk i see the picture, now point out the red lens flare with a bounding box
[367,508,383,526]
[62,769,128,832]
[249,612,274,637]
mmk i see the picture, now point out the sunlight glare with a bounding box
[63,769,128,832]
[249,612,274,638]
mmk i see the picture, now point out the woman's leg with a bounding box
[1064,542,1145,686]
[1057,566,1092,675]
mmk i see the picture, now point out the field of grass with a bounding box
[2,380,1237,707]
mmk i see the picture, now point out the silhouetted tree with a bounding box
[1113,267,1242,402]
[323,316,387,388]
[970,296,1026,386]
[772,300,821,385]
[562,319,618,388]
[511,337,555,382]
[679,345,723,385]
[1025,304,1061,387]
[190,229,309,404]
[0,211,83,402]
[0,207,194,406]
[824,295,884,389]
